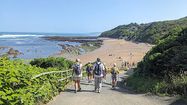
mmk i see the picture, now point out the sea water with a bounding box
[0,34,81,59]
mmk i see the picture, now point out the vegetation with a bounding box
[100,16,187,44]
[127,28,187,96]
[0,57,73,105]
[30,57,73,69]
[81,41,103,52]
[58,41,102,56]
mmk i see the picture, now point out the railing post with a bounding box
[66,70,68,83]
[61,70,63,80]
[184,86,187,96]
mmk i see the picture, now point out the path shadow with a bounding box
[65,88,95,93]
[103,82,111,86]
[109,81,141,95]
[80,81,111,88]
[64,89,75,93]
[169,98,187,105]
[80,82,94,86]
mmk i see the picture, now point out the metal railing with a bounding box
[31,69,86,82]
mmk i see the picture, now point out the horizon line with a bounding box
[0,31,101,35]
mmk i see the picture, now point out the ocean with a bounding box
[0,33,99,59]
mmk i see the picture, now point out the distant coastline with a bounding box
[43,36,103,58]
[0,33,103,59]
[0,32,101,37]
[42,36,102,43]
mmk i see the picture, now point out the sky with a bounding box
[1,0,187,33]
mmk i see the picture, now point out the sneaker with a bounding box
[112,86,114,89]
[98,90,101,93]
[78,88,81,92]
[94,88,97,92]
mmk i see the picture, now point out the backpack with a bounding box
[111,69,117,75]
[86,65,92,73]
[73,64,81,75]
[111,68,117,77]
[94,63,102,75]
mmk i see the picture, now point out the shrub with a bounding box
[127,74,187,95]
[136,28,187,78]
[30,57,73,69]
[0,57,73,105]
[128,28,187,96]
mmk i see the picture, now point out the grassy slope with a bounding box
[127,28,187,96]
[100,16,187,44]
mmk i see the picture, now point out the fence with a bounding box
[32,69,87,82]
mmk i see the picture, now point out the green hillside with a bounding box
[137,28,187,78]
[100,16,187,44]
[127,28,187,95]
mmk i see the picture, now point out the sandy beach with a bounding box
[63,38,153,68]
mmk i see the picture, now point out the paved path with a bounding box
[47,73,183,105]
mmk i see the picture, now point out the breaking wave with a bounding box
[0,34,44,38]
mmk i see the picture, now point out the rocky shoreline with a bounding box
[0,36,103,59]
[41,36,103,57]
[0,47,23,58]
[42,36,103,43]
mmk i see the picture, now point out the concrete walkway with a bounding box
[47,73,183,105]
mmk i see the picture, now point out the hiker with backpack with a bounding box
[72,59,82,93]
[93,58,105,93]
[110,63,119,89]
[86,62,93,83]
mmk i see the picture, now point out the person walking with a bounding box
[110,63,119,89]
[72,59,82,93]
[93,58,105,93]
[86,62,93,83]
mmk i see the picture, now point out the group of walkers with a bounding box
[72,58,119,93]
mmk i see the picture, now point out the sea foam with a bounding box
[0,34,44,38]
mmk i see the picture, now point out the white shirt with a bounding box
[93,62,105,77]
[72,63,82,77]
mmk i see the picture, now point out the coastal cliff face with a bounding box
[100,16,187,44]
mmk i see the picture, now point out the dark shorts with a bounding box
[112,75,117,81]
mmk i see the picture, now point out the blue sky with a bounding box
[1,0,187,33]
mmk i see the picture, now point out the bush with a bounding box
[136,28,187,78]
[127,75,166,94]
[127,28,187,96]
[127,74,187,95]
[30,57,73,69]
[0,57,73,105]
